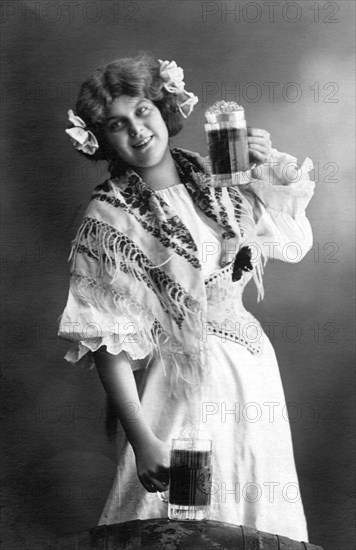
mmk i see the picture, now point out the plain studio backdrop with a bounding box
[1,1,355,549]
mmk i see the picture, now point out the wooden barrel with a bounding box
[56,519,323,549]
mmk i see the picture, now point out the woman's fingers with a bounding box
[247,127,271,139]
[135,435,171,493]
[140,475,163,493]
[249,147,270,164]
[140,464,169,493]
[247,128,272,164]
[248,136,271,146]
[155,464,170,484]
[249,150,268,164]
[141,478,157,493]
[151,477,169,493]
[141,477,168,493]
[248,143,270,154]
[248,137,272,152]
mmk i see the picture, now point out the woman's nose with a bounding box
[128,120,142,137]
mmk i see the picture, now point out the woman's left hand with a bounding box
[247,127,272,166]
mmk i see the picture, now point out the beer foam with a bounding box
[205,100,244,122]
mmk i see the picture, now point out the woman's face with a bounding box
[104,95,170,170]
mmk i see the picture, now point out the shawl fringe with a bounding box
[69,216,201,323]
[68,270,207,396]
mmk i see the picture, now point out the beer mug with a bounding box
[159,435,213,521]
[204,100,251,186]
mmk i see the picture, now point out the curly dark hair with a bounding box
[69,52,185,170]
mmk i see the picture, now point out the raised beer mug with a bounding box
[205,100,251,186]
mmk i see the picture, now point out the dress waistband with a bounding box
[204,262,263,355]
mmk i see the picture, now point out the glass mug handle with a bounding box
[157,489,169,503]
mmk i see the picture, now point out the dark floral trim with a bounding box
[93,179,200,269]
[74,219,197,328]
[171,149,220,225]
[93,191,200,269]
[227,187,244,235]
[213,186,232,235]
[171,148,239,242]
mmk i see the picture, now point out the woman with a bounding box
[58,52,314,540]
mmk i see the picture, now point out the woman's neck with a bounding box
[135,148,181,191]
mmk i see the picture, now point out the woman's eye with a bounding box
[137,106,150,115]
[109,120,124,131]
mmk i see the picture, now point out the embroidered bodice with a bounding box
[156,184,263,354]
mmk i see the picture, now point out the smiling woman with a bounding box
[58,52,315,541]
[69,54,190,169]
[103,96,175,188]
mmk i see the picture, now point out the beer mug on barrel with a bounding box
[158,430,213,521]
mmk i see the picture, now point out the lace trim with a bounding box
[205,262,233,285]
[204,263,263,354]
[64,335,154,367]
[204,261,252,288]
[204,320,263,355]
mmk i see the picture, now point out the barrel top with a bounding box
[56,519,324,550]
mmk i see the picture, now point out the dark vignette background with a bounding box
[1,1,355,549]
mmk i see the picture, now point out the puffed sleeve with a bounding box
[57,273,156,370]
[241,148,315,263]
[57,212,161,371]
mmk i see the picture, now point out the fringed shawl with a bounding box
[58,148,265,391]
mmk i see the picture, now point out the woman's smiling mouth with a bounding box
[132,136,153,149]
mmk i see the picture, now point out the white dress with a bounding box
[97,162,314,542]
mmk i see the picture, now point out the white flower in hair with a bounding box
[159,59,185,93]
[159,59,199,118]
[65,109,99,156]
